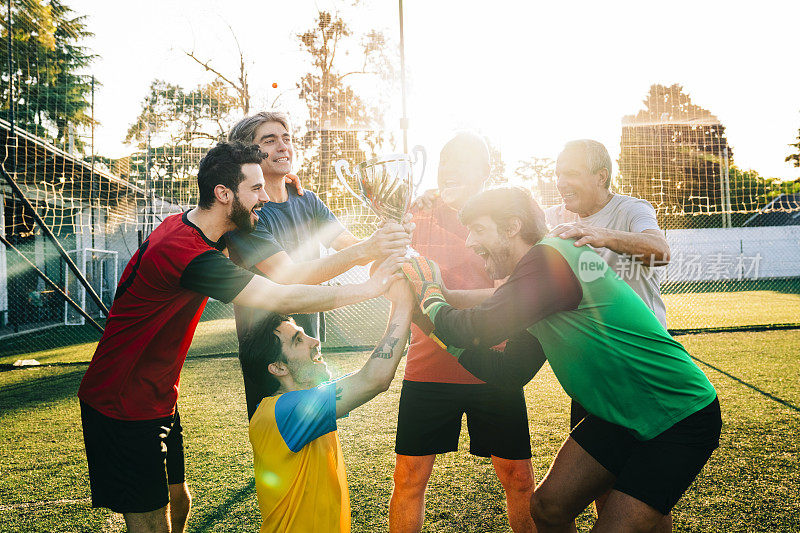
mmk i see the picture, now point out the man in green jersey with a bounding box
[403,186,721,532]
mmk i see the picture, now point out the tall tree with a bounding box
[1,0,95,150]
[618,84,731,215]
[295,10,394,210]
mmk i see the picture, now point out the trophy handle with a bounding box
[411,145,427,190]
[334,159,363,202]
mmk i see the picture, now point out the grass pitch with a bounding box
[1,329,799,532]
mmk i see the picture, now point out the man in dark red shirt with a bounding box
[389,133,535,533]
[78,142,402,533]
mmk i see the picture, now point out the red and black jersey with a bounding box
[78,212,254,421]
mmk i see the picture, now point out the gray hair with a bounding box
[228,111,291,144]
[561,139,613,188]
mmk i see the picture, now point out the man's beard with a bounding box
[484,236,512,280]
[231,195,257,233]
[295,361,332,387]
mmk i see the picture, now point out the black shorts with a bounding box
[80,401,186,514]
[395,380,532,460]
[571,397,721,515]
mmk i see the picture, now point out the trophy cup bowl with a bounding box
[334,145,426,257]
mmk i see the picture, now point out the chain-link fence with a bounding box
[1,4,799,364]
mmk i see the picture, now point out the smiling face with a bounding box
[230,163,268,233]
[273,320,330,387]
[464,214,514,279]
[555,148,610,217]
[253,121,294,179]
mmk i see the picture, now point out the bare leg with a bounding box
[389,454,436,533]
[491,456,536,533]
[123,505,170,533]
[168,483,191,533]
[591,490,665,532]
[595,492,672,532]
[530,437,615,533]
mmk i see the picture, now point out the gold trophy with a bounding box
[334,146,426,257]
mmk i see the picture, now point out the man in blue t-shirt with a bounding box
[227,111,411,340]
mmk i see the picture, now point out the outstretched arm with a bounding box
[256,221,413,285]
[232,254,405,314]
[407,246,582,349]
[455,331,547,389]
[333,281,414,418]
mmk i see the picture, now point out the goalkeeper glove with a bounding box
[402,256,447,317]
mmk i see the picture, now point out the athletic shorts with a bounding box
[570,399,589,430]
[80,401,186,514]
[571,397,721,515]
[395,380,531,460]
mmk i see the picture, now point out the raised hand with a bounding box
[362,214,415,260]
[402,256,446,315]
[364,254,406,298]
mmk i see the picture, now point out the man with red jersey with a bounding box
[77,142,402,533]
[388,133,536,533]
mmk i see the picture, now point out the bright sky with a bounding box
[71,0,800,189]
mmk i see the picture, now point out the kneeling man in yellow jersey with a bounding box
[238,277,413,533]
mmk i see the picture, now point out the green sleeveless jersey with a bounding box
[527,237,717,440]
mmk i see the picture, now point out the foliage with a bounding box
[0,0,95,150]
[786,117,800,168]
[618,84,731,215]
[485,137,506,186]
[121,79,240,205]
[295,9,394,209]
[515,156,559,205]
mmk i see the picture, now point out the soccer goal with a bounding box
[64,249,118,326]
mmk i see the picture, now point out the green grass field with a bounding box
[2,289,799,366]
[1,329,798,532]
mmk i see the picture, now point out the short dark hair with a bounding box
[238,313,291,420]
[459,186,548,245]
[196,141,265,209]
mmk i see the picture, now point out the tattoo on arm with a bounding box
[336,385,343,400]
[370,323,400,359]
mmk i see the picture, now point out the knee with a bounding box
[530,490,572,526]
[393,460,431,496]
[495,461,535,494]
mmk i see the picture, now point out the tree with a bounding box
[485,137,506,186]
[786,118,800,168]
[1,0,95,150]
[184,25,250,115]
[618,84,731,215]
[122,79,239,205]
[515,156,559,206]
[295,10,395,211]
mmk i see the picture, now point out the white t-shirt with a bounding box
[545,194,668,327]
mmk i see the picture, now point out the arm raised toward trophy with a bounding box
[233,254,405,314]
[254,222,411,286]
[333,280,414,418]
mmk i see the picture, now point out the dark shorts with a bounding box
[570,399,589,430]
[395,380,532,460]
[571,397,721,515]
[80,401,186,514]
